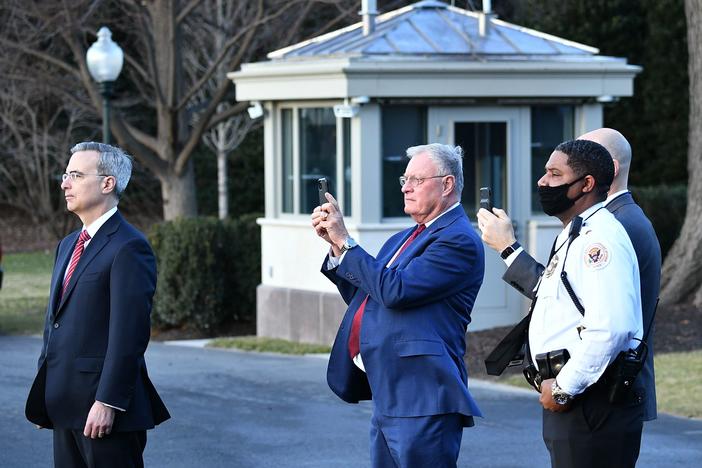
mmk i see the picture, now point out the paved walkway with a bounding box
[1,335,701,467]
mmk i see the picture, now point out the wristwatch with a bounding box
[551,380,573,405]
[500,241,521,260]
[339,236,358,254]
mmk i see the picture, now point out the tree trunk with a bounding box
[159,160,198,221]
[660,0,702,306]
[217,148,229,220]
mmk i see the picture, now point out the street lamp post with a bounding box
[86,27,124,145]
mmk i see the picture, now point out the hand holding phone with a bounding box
[479,187,493,212]
[318,177,332,206]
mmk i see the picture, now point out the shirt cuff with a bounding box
[326,248,347,269]
[503,246,524,267]
[99,401,125,412]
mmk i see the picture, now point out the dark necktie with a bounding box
[347,224,426,359]
[61,230,91,299]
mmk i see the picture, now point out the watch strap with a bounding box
[500,241,521,260]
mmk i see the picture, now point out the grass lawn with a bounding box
[208,336,331,355]
[497,351,702,419]
[0,251,53,335]
[654,350,702,418]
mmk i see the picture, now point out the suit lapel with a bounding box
[606,191,633,214]
[392,205,466,266]
[48,232,79,318]
[56,212,123,315]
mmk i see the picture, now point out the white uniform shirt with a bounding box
[529,203,643,396]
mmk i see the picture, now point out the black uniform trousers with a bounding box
[542,383,644,468]
[53,428,147,468]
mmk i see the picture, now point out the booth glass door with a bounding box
[427,106,528,330]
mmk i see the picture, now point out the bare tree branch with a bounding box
[176,0,205,24]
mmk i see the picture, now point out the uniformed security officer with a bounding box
[484,139,645,468]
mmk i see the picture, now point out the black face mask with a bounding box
[538,175,586,216]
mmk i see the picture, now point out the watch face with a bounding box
[554,394,569,405]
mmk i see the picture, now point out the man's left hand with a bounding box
[83,401,115,439]
[539,378,573,413]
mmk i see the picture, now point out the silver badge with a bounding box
[545,254,559,278]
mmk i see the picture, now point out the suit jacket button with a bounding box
[53,323,60,329]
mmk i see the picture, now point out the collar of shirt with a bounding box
[568,201,604,231]
[83,207,118,246]
[423,201,460,228]
[604,190,629,206]
[550,202,605,252]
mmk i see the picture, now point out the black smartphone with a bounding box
[479,187,493,212]
[318,177,332,206]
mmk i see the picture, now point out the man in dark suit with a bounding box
[26,142,170,468]
[312,143,484,467]
[477,128,660,424]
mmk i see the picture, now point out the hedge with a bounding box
[630,184,686,260]
[149,214,262,332]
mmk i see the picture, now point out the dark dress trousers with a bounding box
[25,211,170,465]
[503,191,660,420]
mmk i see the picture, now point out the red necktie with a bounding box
[348,224,426,359]
[61,230,91,299]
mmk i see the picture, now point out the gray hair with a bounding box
[406,143,464,195]
[70,141,133,198]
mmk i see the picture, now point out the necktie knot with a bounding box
[60,230,91,300]
[78,230,91,243]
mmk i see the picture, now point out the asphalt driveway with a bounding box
[1,335,700,467]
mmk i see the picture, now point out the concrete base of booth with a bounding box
[256,284,346,346]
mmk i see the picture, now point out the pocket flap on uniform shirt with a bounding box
[395,340,444,357]
[75,357,104,373]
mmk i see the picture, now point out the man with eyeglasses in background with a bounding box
[312,143,485,467]
[25,142,169,468]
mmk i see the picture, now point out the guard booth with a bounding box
[229,0,640,345]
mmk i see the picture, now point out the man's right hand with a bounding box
[312,203,334,246]
[476,207,517,253]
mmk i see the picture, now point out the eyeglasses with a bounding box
[61,171,109,183]
[398,175,447,187]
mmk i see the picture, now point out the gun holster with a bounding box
[601,342,647,404]
[522,348,571,392]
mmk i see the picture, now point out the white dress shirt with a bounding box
[528,203,642,396]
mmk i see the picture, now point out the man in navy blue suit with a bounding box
[26,142,169,468]
[312,143,484,467]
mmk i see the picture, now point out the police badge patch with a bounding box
[584,243,610,269]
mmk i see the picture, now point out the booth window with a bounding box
[343,118,352,216]
[279,106,352,216]
[381,105,427,218]
[531,105,574,213]
[300,108,336,214]
[281,109,294,213]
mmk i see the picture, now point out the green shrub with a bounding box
[149,214,262,332]
[630,184,686,260]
